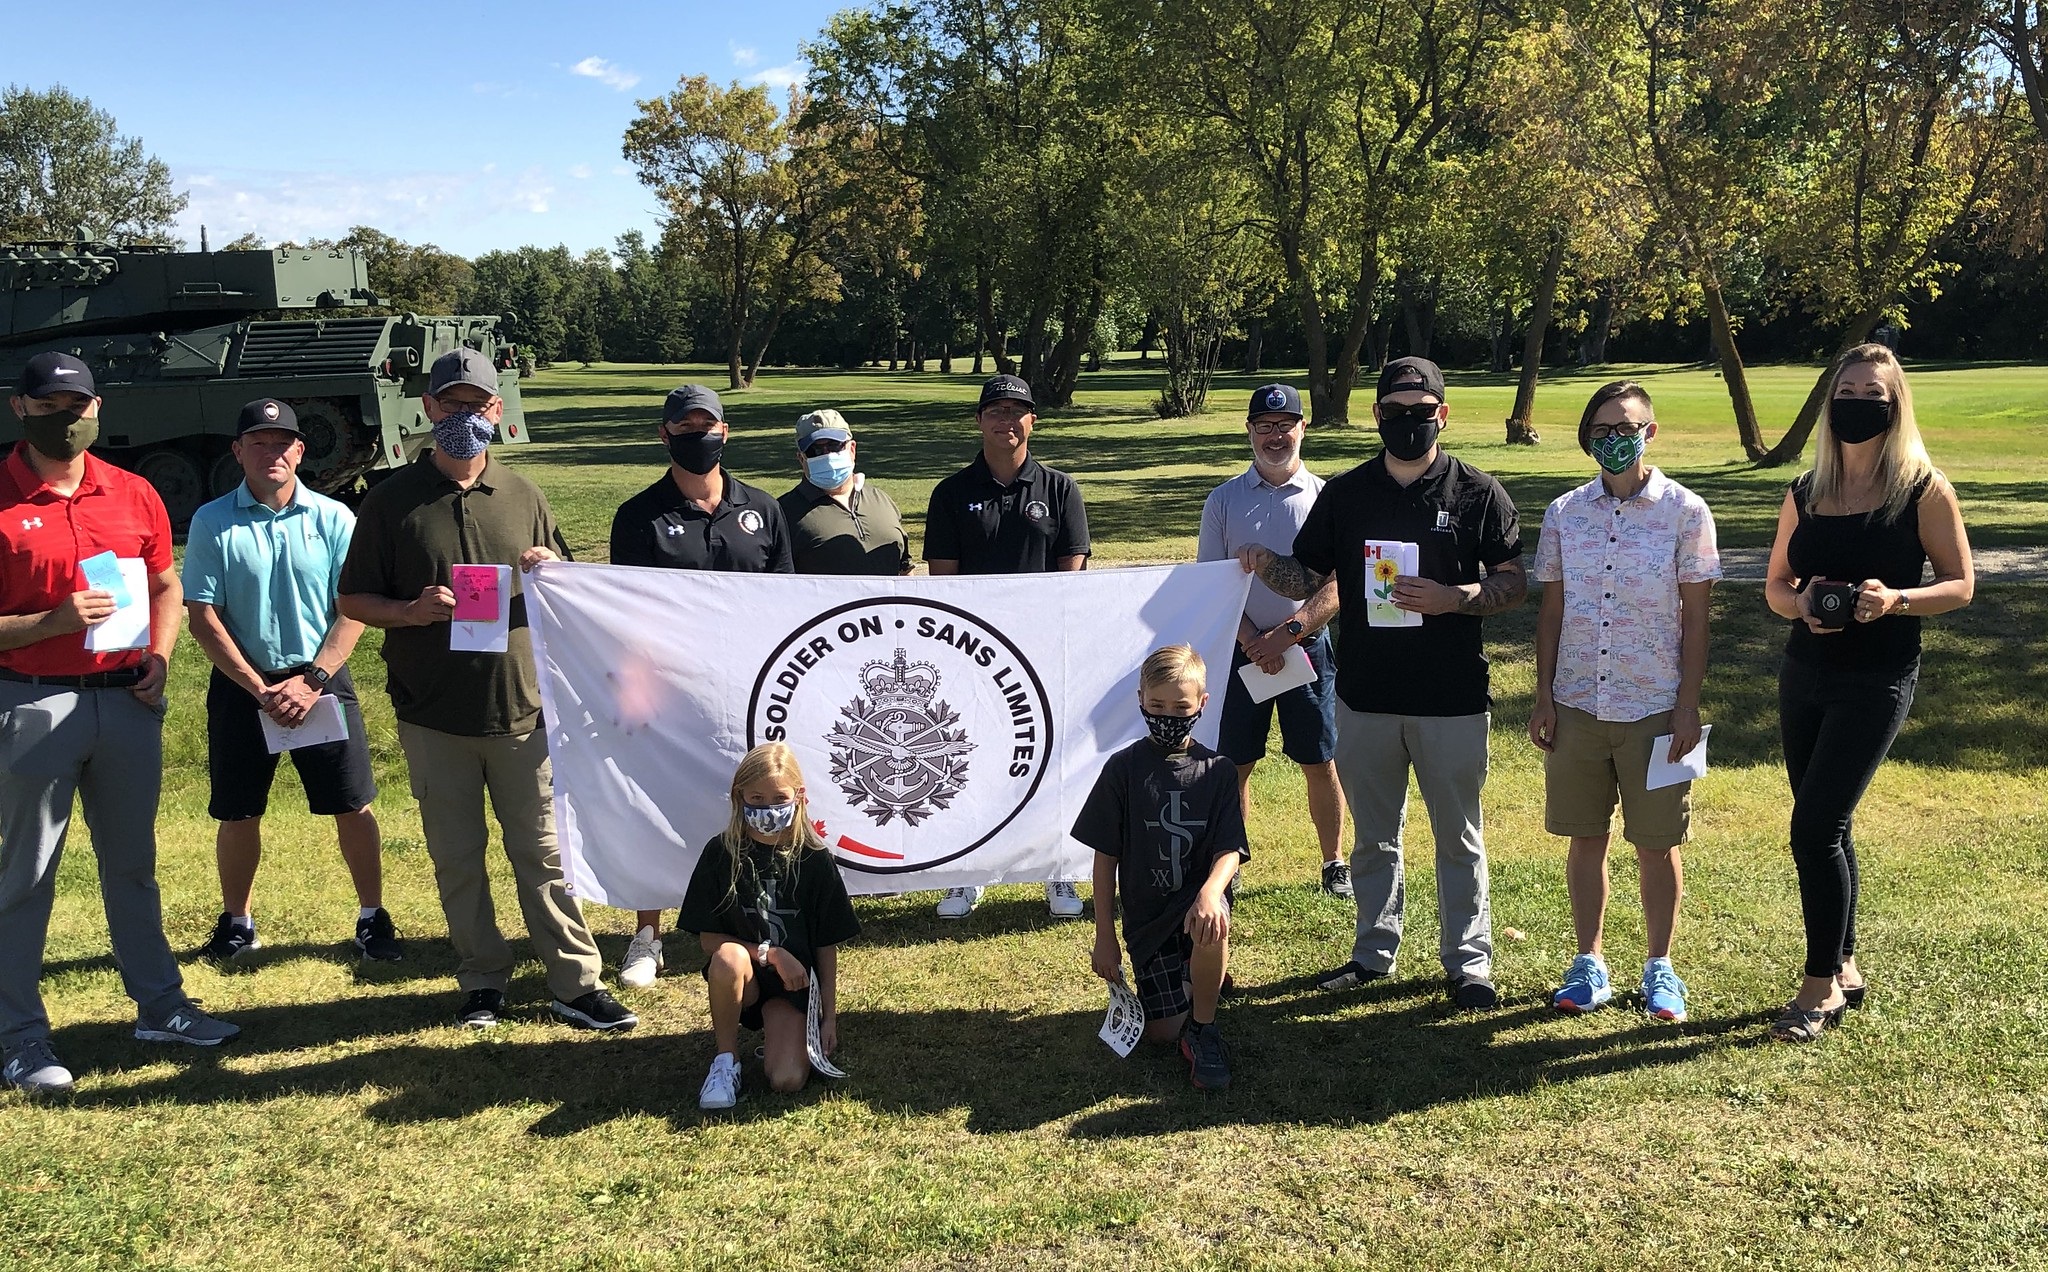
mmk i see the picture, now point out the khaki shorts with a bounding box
[1544,704,1691,851]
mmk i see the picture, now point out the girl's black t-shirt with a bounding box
[676,832,860,970]
[1784,473,1930,673]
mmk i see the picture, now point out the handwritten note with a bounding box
[257,694,349,754]
[451,564,502,621]
[79,551,135,608]
[1363,541,1422,627]
[1099,979,1146,1058]
[82,558,150,653]
[449,564,511,653]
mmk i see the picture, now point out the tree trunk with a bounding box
[1506,231,1566,445]
[1577,284,1614,366]
[1283,231,1342,426]
[726,327,745,391]
[1242,316,1264,374]
[1137,307,1161,364]
[940,337,953,374]
[1322,235,1379,427]
[1488,304,1514,374]
[1758,307,1888,466]
[1701,278,1767,460]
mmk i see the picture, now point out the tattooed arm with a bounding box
[1235,545,1328,602]
[1456,557,1528,615]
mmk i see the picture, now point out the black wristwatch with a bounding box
[1284,619,1305,640]
[303,665,332,689]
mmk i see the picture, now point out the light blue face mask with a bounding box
[1590,430,1648,475]
[805,450,855,489]
[742,802,798,835]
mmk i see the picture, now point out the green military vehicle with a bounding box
[0,240,531,526]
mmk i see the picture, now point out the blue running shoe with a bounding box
[1553,953,1612,1014]
[1642,958,1688,1022]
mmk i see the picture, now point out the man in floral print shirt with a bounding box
[1529,380,1720,1024]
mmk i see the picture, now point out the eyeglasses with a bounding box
[803,439,848,457]
[1249,417,1301,436]
[1588,420,1651,439]
[431,392,496,411]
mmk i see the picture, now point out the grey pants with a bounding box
[396,722,602,1001]
[0,681,186,1049]
[1333,705,1493,979]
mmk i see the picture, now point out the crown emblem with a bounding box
[861,648,939,711]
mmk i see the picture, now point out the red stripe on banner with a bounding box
[835,834,904,860]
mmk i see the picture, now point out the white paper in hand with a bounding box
[449,564,512,653]
[258,694,349,755]
[1646,724,1711,791]
[806,988,846,1078]
[1099,979,1146,1058]
[1236,643,1316,704]
[83,559,151,653]
[1363,541,1423,627]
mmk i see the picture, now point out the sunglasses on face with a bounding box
[804,439,847,458]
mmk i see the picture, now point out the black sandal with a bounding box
[1770,1000,1847,1043]
[1839,979,1868,1010]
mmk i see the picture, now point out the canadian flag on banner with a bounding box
[525,561,1249,905]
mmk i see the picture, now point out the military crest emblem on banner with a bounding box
[827,648,976,825]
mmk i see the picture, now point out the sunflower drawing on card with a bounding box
[1363,541,1422,628]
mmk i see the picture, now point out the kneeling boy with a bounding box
[1074,645,1248,1089]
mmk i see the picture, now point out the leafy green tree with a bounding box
[0,84,186,242]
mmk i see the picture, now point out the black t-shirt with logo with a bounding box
[923,452,1090,574]
[1291,451,1522,717]
[675,832,860,971]
[1071,739,1249,965]
[608,469,795,573]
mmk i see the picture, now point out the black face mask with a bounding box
[666,429,725,475]
[1377,406,1441,462]
[1829,396,1893,445]
[1142,707,1200,750]
[21,408,99,461]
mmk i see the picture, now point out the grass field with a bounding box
[5,360,2046,1270]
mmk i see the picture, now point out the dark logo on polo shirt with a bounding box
[737,509,763,535]
[746,598,1053,873]
[1025,500,1049,522]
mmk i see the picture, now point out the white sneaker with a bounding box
[2,1039,73,1096]
[935,887,984,918]
[699,1052,741,1110]
[618,925,663,988]
[1045,881,1084,918]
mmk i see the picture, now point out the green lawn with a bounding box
[5,361,2046,1270]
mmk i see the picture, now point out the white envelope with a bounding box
[1236,643,1316,704]
[83,559,150,653]
[1099,979,1146,1058]
[1646,725,1711,791]
[449,564,512,653]
[258,694,349,754]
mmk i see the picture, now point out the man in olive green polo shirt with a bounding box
[338,348,633,1033]
[776,409,912,576]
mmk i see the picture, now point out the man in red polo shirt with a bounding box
[0,352,239,1097]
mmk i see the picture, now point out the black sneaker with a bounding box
[1321,860,1354,899]
[458,989,505,1029]
[1180,1019,1231,1090]
[551,989,638,1031]
[1316,960,1390,991]
[1448,974,1499,1011]
[199,913,260,963]
[354,908,404,962]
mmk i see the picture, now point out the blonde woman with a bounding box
[676,743,858,1107]
[1763,345,1974,1042]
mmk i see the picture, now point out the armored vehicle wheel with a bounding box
[209,452,243,500]
[135,445,206,528]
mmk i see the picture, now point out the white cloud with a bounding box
[748,62,805,91]
[568,163,593,180]
[569,56,640,92]
[730,42,759,68]
[173,164,563,248]
[610,164,633,177]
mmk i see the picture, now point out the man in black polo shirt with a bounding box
[1239,357,1527,1010]
[609,382,793,985]
[924,374,1090,919]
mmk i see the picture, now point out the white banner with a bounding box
[526,561,1249,905]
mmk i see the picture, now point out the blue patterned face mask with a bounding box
[1591,430,1647,475]
[742,802,798,835]
[433,410,494,460]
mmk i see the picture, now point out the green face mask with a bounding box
[1590,430,1646,475]
[21,408,99,461]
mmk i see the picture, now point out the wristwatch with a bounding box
[1897,592,1912,614]
[1284,619,1305,640]
[755,940,772,964]
[303,665,332,689]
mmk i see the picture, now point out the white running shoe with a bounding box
[619,926,663,988]
[1045,881,1084,918]
[699,1052,742,1110]
[935,886,984,918]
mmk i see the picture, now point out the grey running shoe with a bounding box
[1316,960,1390,991]
[135,1002,241,1046]
[2,1038,74,1095]
[1321,860,1354,899]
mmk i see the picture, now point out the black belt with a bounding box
[0,665,147,689]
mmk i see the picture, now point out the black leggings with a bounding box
[1779,659,1917,979]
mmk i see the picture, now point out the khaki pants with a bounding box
[396,722,601,1001]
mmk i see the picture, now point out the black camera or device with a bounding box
[1809,581,1858,629]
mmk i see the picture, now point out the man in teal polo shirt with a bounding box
[183,398,400,965]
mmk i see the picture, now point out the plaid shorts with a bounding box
[1133,930,1196,1022]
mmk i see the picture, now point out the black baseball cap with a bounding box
[1248,383,1303,419]
[664,384,725,423]
[976,374,1034,413]
[428,347,500,397]
[1377,356,1446,403]
[236,397,301,437]
[15,351,97,400]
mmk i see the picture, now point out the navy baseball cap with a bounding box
[236,397,301,437]
[428,347,499,397]
[15,351,97,400]
[1376,357,1446,403]
[1248,383,1303,419]
[664,384,725,423]
[976,374,1034,412]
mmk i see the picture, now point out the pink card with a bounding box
[451,565,502,621]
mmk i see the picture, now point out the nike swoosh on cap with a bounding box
[51,368,78,376]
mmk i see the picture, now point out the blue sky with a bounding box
[11,0,848,257]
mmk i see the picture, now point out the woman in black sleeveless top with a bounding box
[1762,344,1974,1042]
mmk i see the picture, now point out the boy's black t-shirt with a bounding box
[1070,738,1249,964]
[676,832,860,970]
